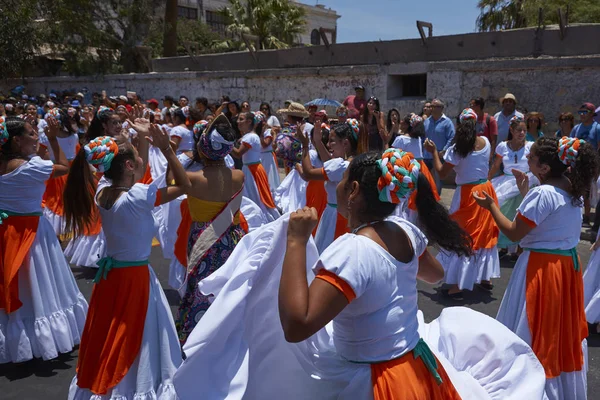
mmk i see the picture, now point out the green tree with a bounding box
[145,18,222,58]
[218,0,307,50]
[477,0,600,31]
[163,0,178,57]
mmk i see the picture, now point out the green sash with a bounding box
[94,256,149,283]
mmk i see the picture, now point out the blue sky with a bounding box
[311,0,482,43]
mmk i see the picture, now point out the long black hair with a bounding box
[1,117,28,162]
[361,96,380,126]
[331,122,359,156]
[87,108,115,141]
[347,152,473,257]
[533,137,600,207]
[452,119,477,159]
[386,108,400,132]
[404,114,425,139]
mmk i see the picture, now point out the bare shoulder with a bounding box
[5,158,27,174]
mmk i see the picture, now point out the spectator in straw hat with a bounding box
[494,93,524,143]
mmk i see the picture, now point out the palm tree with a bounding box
[163,0,178,57]
[476,0,527,32]
[218,0,306,50]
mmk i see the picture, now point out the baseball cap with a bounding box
[354,85,365,91]
[146,98,159,106]
[118,95,128,102]
[71,100,81,108]
[580,103,596,114]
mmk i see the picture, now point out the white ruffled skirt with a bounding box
[68,266,181,400]
[274,169,307,214]
[314,203,337,254]
[260,150,280,196]
[43,207,65,236]
[63,230,106,268]
[241,164,280,222]
[438,248,501,290]
[585,238,600,324]
[173,214,546,400]
[0,217,88,363]
[497,251,588,399]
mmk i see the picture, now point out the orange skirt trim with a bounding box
[525,251,588,378]
[174,199,192,267]
[76,265,150,395]
[315,269,356,302]
[139,164,153,184]
[408,160,440,211]
[371,349,461,400]
[247,163,276,209]
[517,212,537,228]
[42,174,68,216]
[239,212,249,233]
[0,216,40,313]
[334,212,349,240]
[451,181,498,250]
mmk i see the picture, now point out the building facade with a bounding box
[176,0,339,45]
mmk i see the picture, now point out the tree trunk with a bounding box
[163,0,178,57]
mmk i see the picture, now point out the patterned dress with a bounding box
[176,221,244,344]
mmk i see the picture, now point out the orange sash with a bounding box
[76,265,150,394]
[42,174,67,216]
[139,164,153,184]
[247,163,276,209]
[451,181,498,250]
[525,251,588,378]
[0,216,40,313]
[371,349,461,400]
[174,199,192,268]
[408,160,440,211]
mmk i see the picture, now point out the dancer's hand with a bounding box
[473,190,494,210]
[44,117,61,140]
[591,239,600,252]
[423,138,437,153]
[148,124,171,152]
[295,124,309,147]
[512,169,529,198]
[288,207,318,244]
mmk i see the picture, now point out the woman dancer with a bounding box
[65,125,189,399]
[256,111,281,194]
[38,109,81,236]
[0,117,88,364]
[170,107,195,155]
[231,111,280,221]
[173,149,547,400]
[175,115,246,345]
[489,116,536,260]
[391,114,439,222]
[474,136,598,399]
[424,108,500,299]
[296,119,361,253]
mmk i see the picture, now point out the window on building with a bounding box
[178,6,198,20]
[387,74,427,99]
[206,10,228,37]
[310,29,321,45]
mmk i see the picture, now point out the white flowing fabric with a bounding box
[260,150,280,196]
[585,230,600,323]
[241,165,280,222]
[43,208,66,236]
[63,229,106,268]
[497,251,588,400]
[492,173,539,206]
[274,169,307,214]
[68,267,181,400]
[314,204,337,253]
[0,218,88,363]
[174,214,546,400]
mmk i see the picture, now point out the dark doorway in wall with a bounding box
[387,73,427,100]
[311,29,321,45]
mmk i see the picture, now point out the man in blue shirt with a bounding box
[423,99,455,194]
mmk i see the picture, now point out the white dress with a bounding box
[0,157,88,363]
[584,229,600,323]
[497,185,588,399]
[437,137,501,290]
[173,213,546,399]
[314,157,348,253]
[169,125,195,154]
[260,129,281,195]
[241,132,280,221]
[68,183,181,400]
[274,149,322,214]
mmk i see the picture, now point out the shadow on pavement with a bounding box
[71,267,97,281]
[419,286,498,307]
[0,351,76,381]
[163,288,182,307]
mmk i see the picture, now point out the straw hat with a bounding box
[499,93,517,104]
[205,113,232,136]
[278,102,309,118]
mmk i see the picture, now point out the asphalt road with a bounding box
[1,186,598,399]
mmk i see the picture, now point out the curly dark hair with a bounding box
[403,114,425,139]
[452,119,477,159]
[532,137,600,206]
[331,123,358,155]
[347,152,473,257]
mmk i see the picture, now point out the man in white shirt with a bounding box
[494,93,524,143]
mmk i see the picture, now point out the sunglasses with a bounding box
[578,110,591,115]
[432,105,443,109]
[369,97,378,101]
[260,107,268,111]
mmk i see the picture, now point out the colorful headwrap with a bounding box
[44,107,61,121]
[510,115,524,124]
[558,136,584,167]
[116,105,127,112]
[193,120,209,141]
[199,128,235,160]
[46,101,55,109]
[275,126,303,169]
[459,108,478,123]
[377,148,421,204]
[409,114,423,128]
[181,106,190,118]
[346,118,360,141]
[84,136,119,172]
[67,107,76,118]
[0,120,8,147]
[253,111,266,126]
[96,106,113,119]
